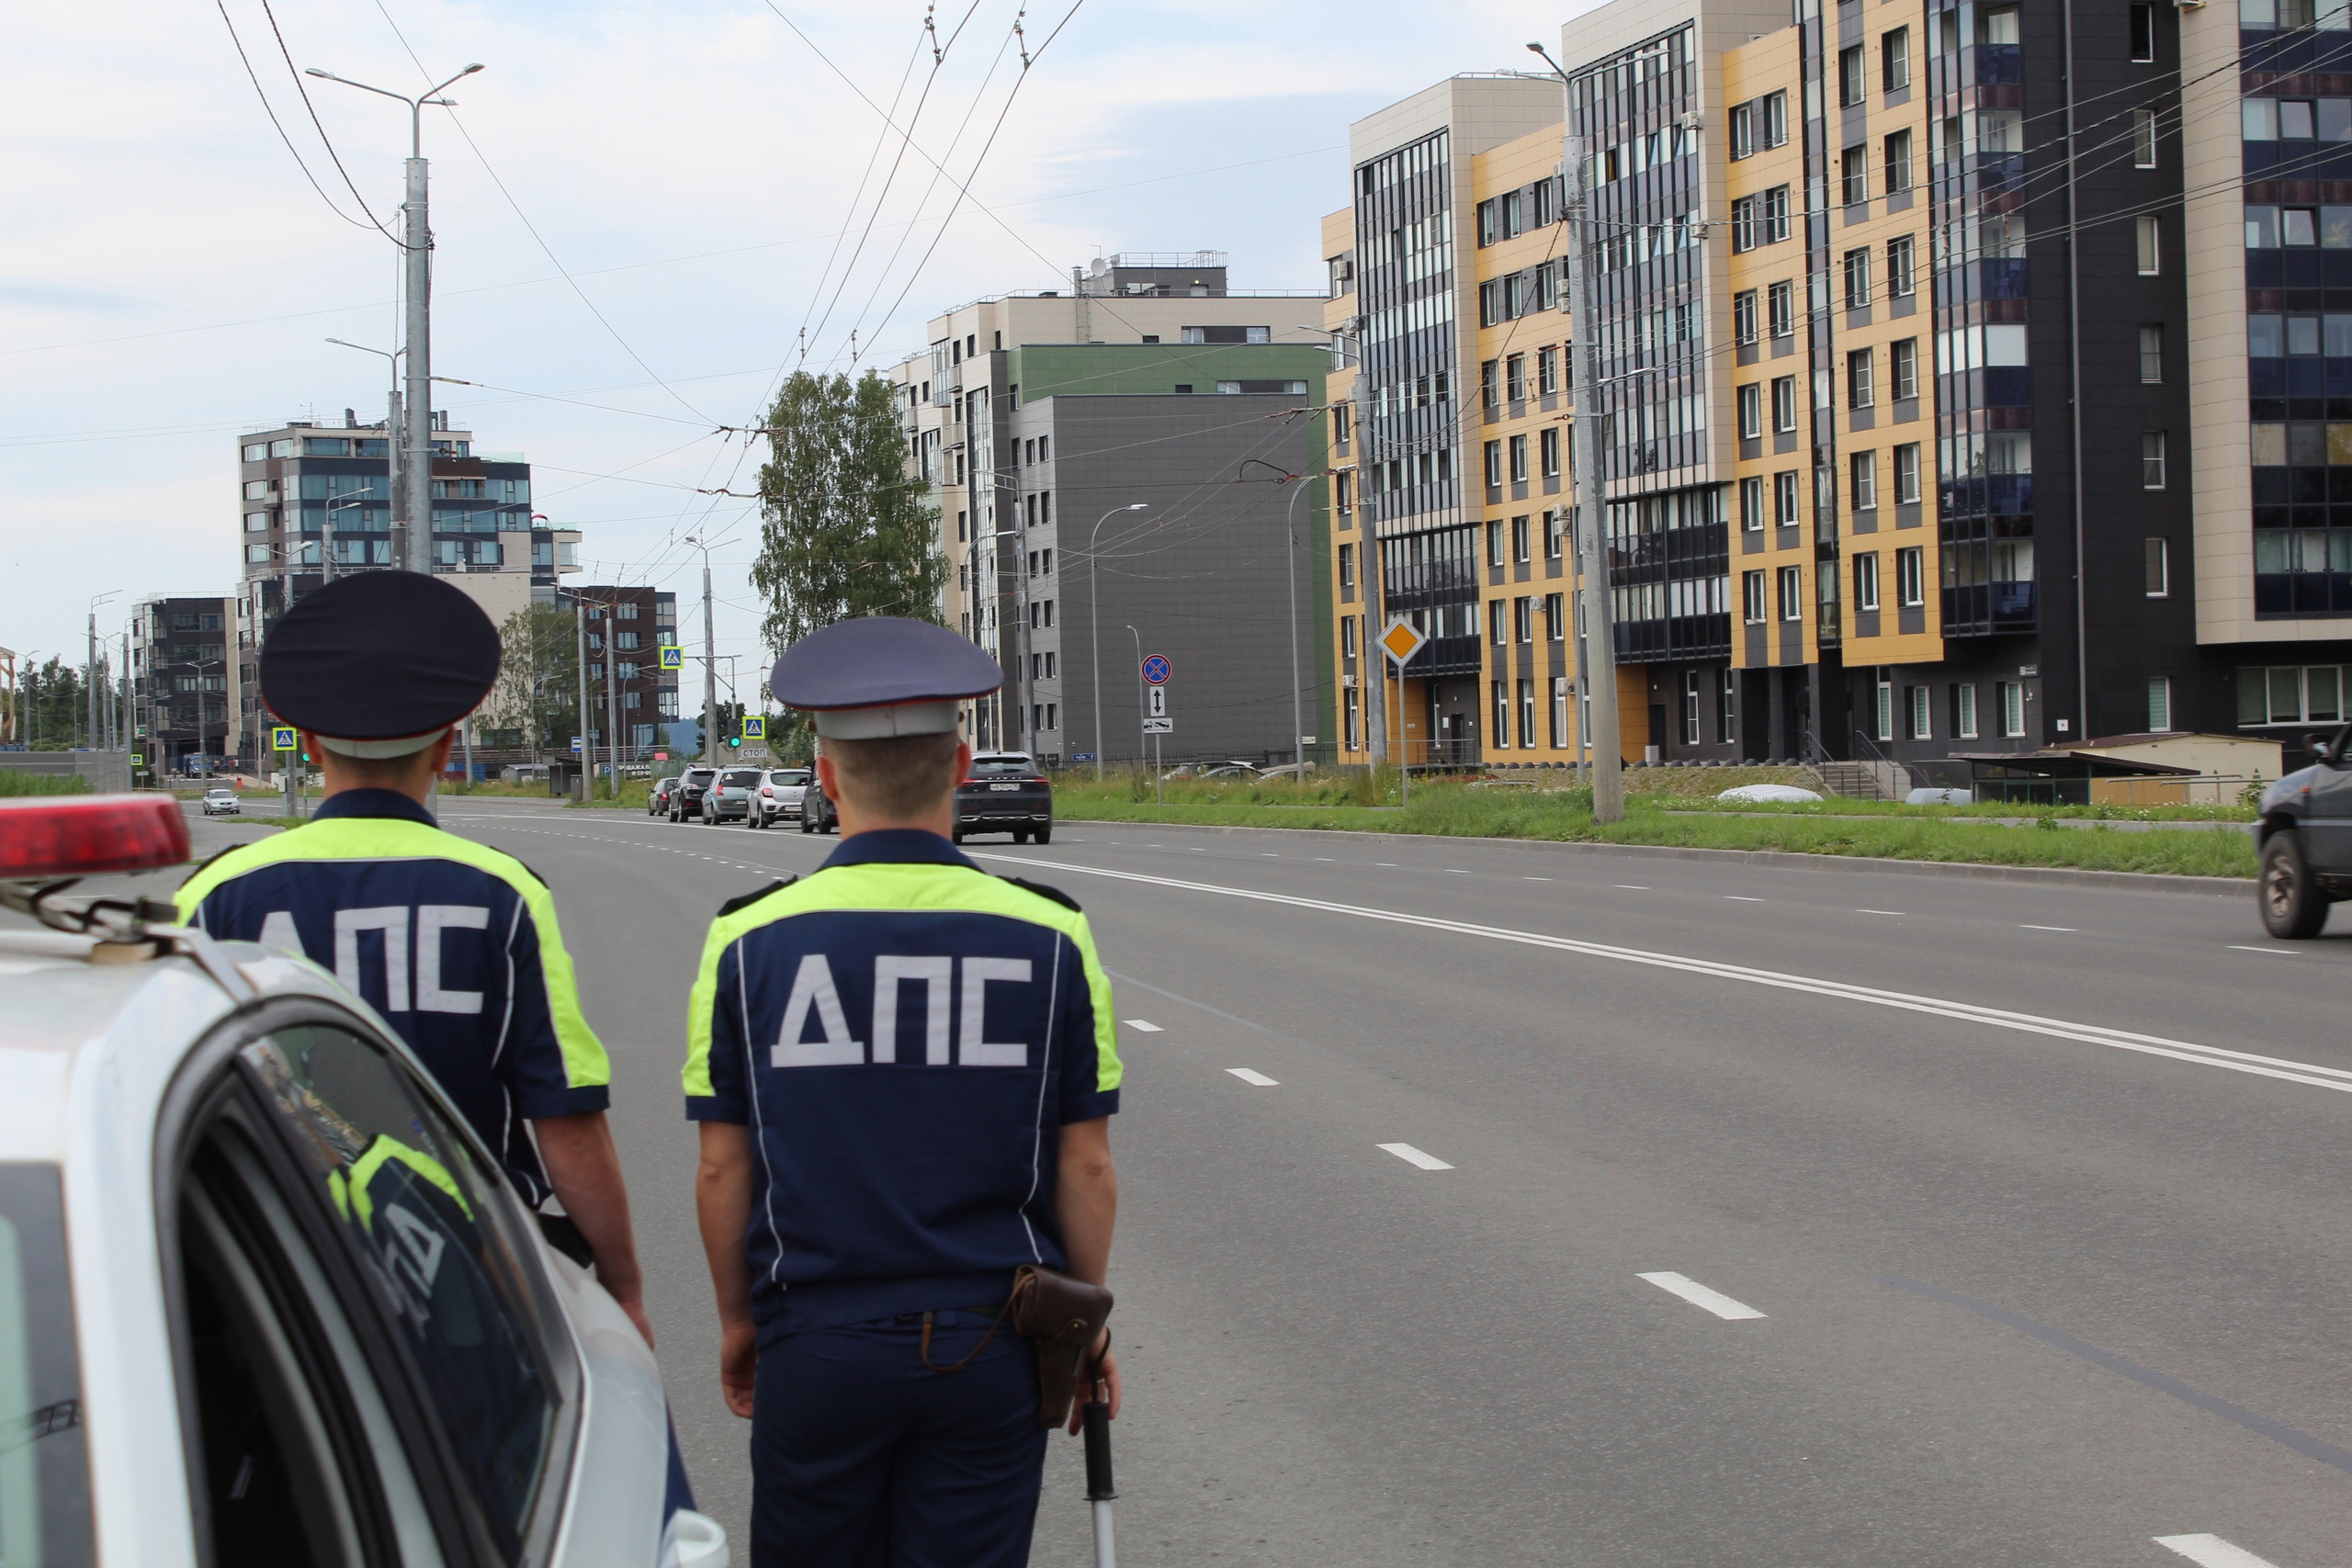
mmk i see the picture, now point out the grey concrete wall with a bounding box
[1004,394,1321,767]
[0,751,132,793]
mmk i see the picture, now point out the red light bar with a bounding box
[0,795,192,880]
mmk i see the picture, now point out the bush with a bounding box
[0,771,94,797]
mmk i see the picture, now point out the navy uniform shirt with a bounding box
[682,829,1122,1345]
[176,790,610,1204]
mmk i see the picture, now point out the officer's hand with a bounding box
[1068,1331,1121,1434]
[719,1321,758,1418]
[617,1294,657,1349]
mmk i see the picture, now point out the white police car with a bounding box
[0,794,726,1568]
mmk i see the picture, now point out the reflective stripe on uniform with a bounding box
[682,861,1121,1101]
[177,817,608,1092]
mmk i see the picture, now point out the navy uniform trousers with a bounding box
[751,1310,1046,1568]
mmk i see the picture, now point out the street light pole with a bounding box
[1239,461,1312,771]
[1530,41,1626,822]
[1127,625,1158,806]
[307,62,483,574]
[1087,503,1149,780]
[325,338,401,567]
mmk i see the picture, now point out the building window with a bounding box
[1493,681,1510,748]
[1520,680,1536,749]
[1506,355,1526,403]
[1744,570,1768,623]
[2142,431,2168,488]
[2139,323,2164,382]
[1552,677,1569,748]
[1779,567,1804,622]
[1763,186,1791,243]
[1768,281,1794,338]
[1487,520,1506,568]
[1894,443,1922,503]
[1730,102,1754,159]
[1844,248,1872,310]
[1680,670,1702,746]
[1739,384,1762,439]
[1842,144,1870,207]
[1731,196,1756,253]
[1871,675,1894,743]
[2132,109,2158,168]
[1741,476,1766,532]
[1848,348,1875,409]
[1484,441,1503,490]
[1339,542,1356,592]
[1512,516,1532,563]
[1545,592,1566,640]
[2145,536,2170,597]
[1489,599,1507,645]
[1883,26,1911,91]
[1855,551,1881,611]
[1340,615,1359,659]
[1545,510,1566,559]
[1891,338,1918,400]
[1888,235,1915,298]
[1540,426,1561,478]
[1717,670,1737,743]
[1999,681,2027,739]
[1537,348,1559,396]
[1910,684,1933,740]
[1883,131,1914,200]
[1851,450,1879,512]
[1481,359,1499,411]
[2148,676,2173,732]
[1732,290,1758,347]
[2137,214,2161,274]
[1774,469,1801,526]
[1896,547,1925,607]
[1839,43,1867,106]
[1765,90,1788,147]
[1772,377,1797,432]
[1510,595,1532,644]
[2130,2,2155,60]
[1509,434,1529,482]
[1955,682,1979,739]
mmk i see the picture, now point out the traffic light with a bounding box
[725,735,741,750]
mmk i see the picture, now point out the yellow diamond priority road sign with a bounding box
[1379,616,1429,666]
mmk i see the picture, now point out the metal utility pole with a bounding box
[326,339,402,572]
[574,595,592,799]
[702,554,718,764]
[1239,461,1313,770]
[1531,42,1625,822]
[85,592,116,754]
[1088,503,1149,778]
[604,610,622,798]
[307,62,483,573]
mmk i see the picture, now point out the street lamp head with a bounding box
[1125,503,1148,513]
[304,66,334,78]
[462,62,485,75]
[1527,41,1545,52]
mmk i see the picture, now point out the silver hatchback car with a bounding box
[701,767,763,825]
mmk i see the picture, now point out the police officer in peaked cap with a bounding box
[685,615,1125,1567]
[176,571,658,1344]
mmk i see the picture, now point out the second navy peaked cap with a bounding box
[768,616,1002,739]
[260,571,502,757]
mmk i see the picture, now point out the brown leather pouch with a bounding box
[1007,1264,1114,1428]
[916,1265,1114,1427]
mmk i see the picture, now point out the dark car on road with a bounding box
[648,775,680,816]
[670,765,718,822]
[2258,728,2352,935]
[956,750,1053,844]
[801,772,838,835]
[702,767,763,825]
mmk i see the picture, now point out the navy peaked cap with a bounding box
[769,617,1001,737]
[260,570,502,739]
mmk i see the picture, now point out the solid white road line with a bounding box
[1637,1271,1767,1321]
[1724,895,1766,902]
[970,852,2352,1098]
[2154,1535,2280,1568]
[1522,875,1553,881]
[1859,908,1904,916]
[1227,1068,1280,1087]
[1123,1020,1162,1032]
[1615,885,1648,890]
[1375,862,1399,867]
[1445,869,1471,874]
[1377,1143,1453,1170]
[2020,923,2078,932]
[2227,944,2298,956]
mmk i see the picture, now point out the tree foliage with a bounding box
[13,658,90,750]
[480,604,582,754]
[749,369,947,655]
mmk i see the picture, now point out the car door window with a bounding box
[237,1025,577,1562]
[0,1164,95,1566]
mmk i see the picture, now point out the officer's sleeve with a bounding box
[684,933,752,1123]
[501,889,612,1119]
[1056,918,1121,1122]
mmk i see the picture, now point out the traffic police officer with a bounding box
[685,616,1124,1567]
[175,571,655,1343]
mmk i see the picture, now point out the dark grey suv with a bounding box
[702,767,763,825]
[670,766,717,822]
[2257,728,2352,936]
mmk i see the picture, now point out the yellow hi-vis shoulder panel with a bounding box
[682,862,1121,1100]
[176,817,608,1091]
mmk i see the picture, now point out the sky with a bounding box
[1,0,1588,695]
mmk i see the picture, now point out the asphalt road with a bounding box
[88,800,2352,1564]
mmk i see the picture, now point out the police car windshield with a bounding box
[0,1166,92,1551]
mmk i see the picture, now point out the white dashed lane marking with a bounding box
[2227,944,2297,956]
[1637,1272,1767,1321]
[1615,885,1648,890]
[1122,1020,1162,1032]
[1226,1068,1279,1087]
[1377,1143,1453,1171]
[1858,908,1904,916]
[2154,1536,2280,1568]
[1724,896,1765,903]
[2020,924,2077,932]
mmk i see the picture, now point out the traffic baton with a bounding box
[1081,1366,1116,1568]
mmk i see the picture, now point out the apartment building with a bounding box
[130,593,245,774]
[886,253,1329,751]
[234,412,583,642]
[567,585,682,758]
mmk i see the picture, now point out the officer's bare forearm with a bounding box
[1056,1117,1117,1287]
[535,1111,646,1303]
[695,1122,758,1329]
